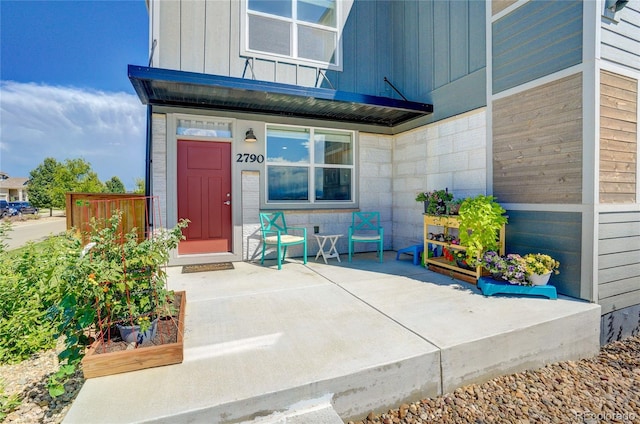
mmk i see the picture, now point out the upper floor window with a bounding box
[245,0,339,67]
[266,125,354,205]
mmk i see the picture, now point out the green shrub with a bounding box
[0,230,78,364]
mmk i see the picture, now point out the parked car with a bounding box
[8,201,38,215]
[0,200,9,217]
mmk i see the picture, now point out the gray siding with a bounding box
[505,210,582,300]
[492,0,583,94]
[601,2,640,72]
[598,211,640,315]
[329,0,487,119]
[153,0,486,126]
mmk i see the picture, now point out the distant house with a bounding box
[129,0,640,343]
[0,172,29,202]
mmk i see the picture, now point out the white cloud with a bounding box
[0,81,146,189]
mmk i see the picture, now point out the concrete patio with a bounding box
[63,252,601,423]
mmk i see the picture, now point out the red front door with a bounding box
[177,140,232,254]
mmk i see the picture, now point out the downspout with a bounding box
[145,105,153,231]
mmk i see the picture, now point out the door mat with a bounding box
[182,262,234,273]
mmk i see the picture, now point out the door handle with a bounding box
[223,201,231,205]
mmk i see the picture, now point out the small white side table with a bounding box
[314,234,342,264]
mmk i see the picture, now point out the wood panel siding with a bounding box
[492,0,582,94]
[505,210,582,299]
[598,211,640,314]
[493,74,583,204]
[600,71,638,204]
[601,3,640,73]
[492,1,517,16]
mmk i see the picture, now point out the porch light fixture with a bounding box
[245,128,257,143]
[605,0,628,12]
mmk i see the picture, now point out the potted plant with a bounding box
[446,198,465,215]
[481,251,527,285]
[481,251,559,286]
[458,195,508,266]
[416,188,453,215]
[524,253,560,285]
[48,211,188,396]
[452,249,472,270]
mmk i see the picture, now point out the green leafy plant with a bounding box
[458,195,508,266]
[0,226,71,364]
[48,211,188,397]
[416,189,454,215]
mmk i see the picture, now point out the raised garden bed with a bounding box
[81,291,185,378]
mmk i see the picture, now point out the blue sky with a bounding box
[1,0,149,189]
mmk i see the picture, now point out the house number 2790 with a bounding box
[236,153,264,163]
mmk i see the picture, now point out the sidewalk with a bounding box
[63,252,600,423]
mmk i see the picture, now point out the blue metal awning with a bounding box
[128,65,432,127]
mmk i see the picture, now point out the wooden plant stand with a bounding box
[423,215,505,284]
[81,291,186,378]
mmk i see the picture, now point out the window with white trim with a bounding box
[245,0,339,67]
[266,125,353,204]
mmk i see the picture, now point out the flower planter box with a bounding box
[81,291,186,379]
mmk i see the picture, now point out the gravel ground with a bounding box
[349,335,640,424]
[1,336,639,423]
[1,340,83,424]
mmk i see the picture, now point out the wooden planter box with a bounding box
[81,291,186,378]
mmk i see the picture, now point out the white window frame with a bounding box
[241,0,343,71]
[264,123,356,208]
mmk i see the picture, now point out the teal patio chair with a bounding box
[259,211,307,270]
[348,211,384,263]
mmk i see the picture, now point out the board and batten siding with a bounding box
[492,0,583,94]
[505,210,582,299]
[598,211,640,315]
[151,0,486,125]
[493,74,583,204]
[601,2,640,73]
[600,70,638,204]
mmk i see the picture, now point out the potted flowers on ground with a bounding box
[481,251,560,286]
[523,253,560,285]
[481,251,527,284]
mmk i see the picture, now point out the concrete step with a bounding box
[241,401,344,424]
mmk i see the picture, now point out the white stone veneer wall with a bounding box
[392,109,487,251]
[151,113,168,229]
[242,171,262,261]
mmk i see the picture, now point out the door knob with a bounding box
[223,200,231,205]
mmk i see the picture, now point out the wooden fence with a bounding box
[65,193,158,242]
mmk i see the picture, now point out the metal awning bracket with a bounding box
[384,77,408,101]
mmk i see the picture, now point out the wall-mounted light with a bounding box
[245,128,257,143]
[605,0,628,13]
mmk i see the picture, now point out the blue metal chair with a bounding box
[348,211,384,263]
[259,212,307,270]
